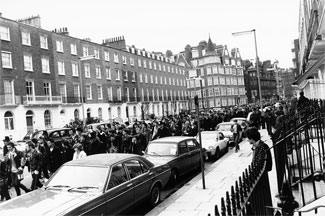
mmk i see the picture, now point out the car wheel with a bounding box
[169,169,178,186]
[149,184,161,207]
[215,148,220,160]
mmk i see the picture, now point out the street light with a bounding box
[232,29,262,108]
[78,55,96,125]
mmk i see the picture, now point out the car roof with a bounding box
[150,136,194,143]
[230,117,247,121]
[218,122,235,125]
[64,153,140,167]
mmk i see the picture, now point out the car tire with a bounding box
[169,169,178,186]
[215,148,220,160]
[149,184,161,207]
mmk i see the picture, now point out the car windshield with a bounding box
[216,124,232,131]
[46,165,108,191]
[147,143,177,156]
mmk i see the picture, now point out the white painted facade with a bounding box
[1,100,187,141]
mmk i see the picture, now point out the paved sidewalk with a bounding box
[147,130,277,216]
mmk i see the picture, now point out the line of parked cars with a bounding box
[0,118,249,215]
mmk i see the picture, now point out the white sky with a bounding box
[2,0,299,68]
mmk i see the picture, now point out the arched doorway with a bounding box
[26,110,34,133]
[44,110,52,129]
[117,106,121,118]
[108,107,112,120]
[74,109,79,120]
[98,108,102,120]
[87,108,91,119]
[4,111,14,130]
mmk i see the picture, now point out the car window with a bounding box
[178,141,188,155]
[107,164,128,189]
[124,160,144,179]
[187,139,198,151]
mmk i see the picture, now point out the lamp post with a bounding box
[78,55,96,125]
[232,29,262,108]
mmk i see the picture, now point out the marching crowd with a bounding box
[0,92,311,201]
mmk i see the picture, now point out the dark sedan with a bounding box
[144,136,202,184]
[0,154,171,216]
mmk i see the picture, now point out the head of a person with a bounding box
[3,136,10,145]
[73,143,83,152]
[245,127,261,146]
[47,139,54,148]
[300,91,304,97]
[6,142,15,152]
[76,127,83,135]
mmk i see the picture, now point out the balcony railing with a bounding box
[0,95,21,106]
[23,95,62,105]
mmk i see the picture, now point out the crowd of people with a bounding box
[0,92,311,201]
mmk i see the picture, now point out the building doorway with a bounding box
[26,110,34,133]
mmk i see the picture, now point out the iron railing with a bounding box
[208,99,325,216]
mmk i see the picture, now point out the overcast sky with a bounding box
[2,0,300,68]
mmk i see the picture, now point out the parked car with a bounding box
[86,121,112,131]
[198,131,229,161]
[0,153,170,216]
[216,122,244,147]
[15,128,74,152]
[144,136,202,185]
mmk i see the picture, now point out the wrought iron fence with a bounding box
[208,99,325,216]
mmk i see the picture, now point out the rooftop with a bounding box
[64,153,140,167]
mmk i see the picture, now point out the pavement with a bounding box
[146,129,279,216]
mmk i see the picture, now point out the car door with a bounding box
[177,141,190,175]
[124,159,152,204]
[187,139,201,169]
[104,163,134,215]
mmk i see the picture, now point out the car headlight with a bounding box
[208,146,214,150]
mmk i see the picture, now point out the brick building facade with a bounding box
[0,15,188,140]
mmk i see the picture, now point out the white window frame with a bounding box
[86,84,92,100]
[21,31,31,46]
[104,51,110,61]
[41,56,50,73]
[83,46,89,57]
[72,62,79,77]
[56,40,64,52]
[106,67,111,80]
[58,60,65,75]
[4,111,14,130]
[117,87,122,100]
[23,53,33,71]
[122,56,127,65]
[139,73,143,83]
[114,53,119,63]
[107,87,113,101]
[138,58,142,67]
[95,65,101,79]
[116,69,120,81]
[94,49,100,59]
[1,51,12,68]
[70,43,77,55]
[40,35,48,49]
[97,85,103,100]
[84,63,90,78]
[0,26,10,41]
[132,71,136,82]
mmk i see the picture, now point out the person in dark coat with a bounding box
[246,127,273,215]
[28,141,43,190]
[47,139,62,175]
[0,158,10,201]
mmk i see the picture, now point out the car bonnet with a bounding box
[0,188,98,216]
